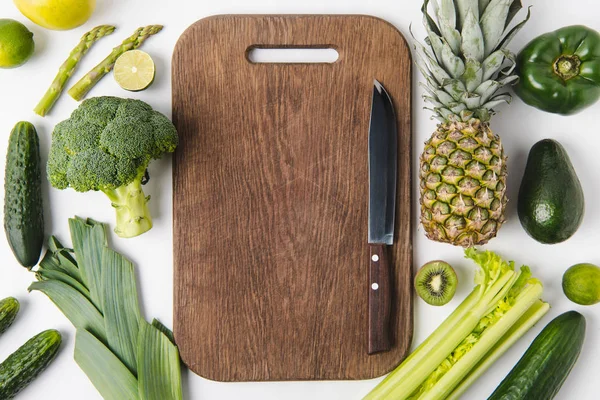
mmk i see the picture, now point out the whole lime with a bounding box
[0,19,34,69]
[562,263,600,305]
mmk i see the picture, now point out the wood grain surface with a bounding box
[172,14,412,381]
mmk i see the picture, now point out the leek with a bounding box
[29,217,183,400]
[364,249,549,400]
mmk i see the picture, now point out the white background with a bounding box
[0,0,598,399]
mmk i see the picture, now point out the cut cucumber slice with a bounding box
[114,50,155,92]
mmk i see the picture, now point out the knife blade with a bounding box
[367,80,397,354]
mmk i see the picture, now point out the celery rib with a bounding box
[364,290,482,400]
[418,283,544,400]
[446,300,550,400]
[363,249,550,400]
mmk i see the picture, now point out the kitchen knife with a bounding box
[368,80,397,355]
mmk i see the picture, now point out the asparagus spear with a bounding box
[68,25,163,101]
[34,25,116,117]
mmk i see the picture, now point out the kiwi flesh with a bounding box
[415,260,458,306]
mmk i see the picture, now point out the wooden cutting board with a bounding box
[172,14,412,382]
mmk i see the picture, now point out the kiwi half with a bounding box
[415,260,458,306]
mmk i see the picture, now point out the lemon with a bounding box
[0,19,34,68]
[14,0,95,31]
[114,50,156,92]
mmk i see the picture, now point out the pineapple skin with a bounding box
[419,119,507,248]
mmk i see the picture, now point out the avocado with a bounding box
[518,139,584,244]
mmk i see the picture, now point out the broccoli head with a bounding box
[47,96,179,238]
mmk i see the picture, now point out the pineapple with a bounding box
[416,0,530,247]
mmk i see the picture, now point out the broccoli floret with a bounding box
[101,117,156,160]
[47,144,70,189]
[47,97,179,238]
[66,149,121,192]
[70,96,120,126]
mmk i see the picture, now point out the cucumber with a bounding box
[3,121,44,268]
[0,297,20,335]
[488,311,585,400]
[0,329,62,399]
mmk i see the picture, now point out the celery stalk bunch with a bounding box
[365,249,549,400]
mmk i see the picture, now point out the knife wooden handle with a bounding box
[368,244,392,354]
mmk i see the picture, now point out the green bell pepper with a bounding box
[515,25,600,115]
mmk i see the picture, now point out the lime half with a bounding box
[114,50,155,91]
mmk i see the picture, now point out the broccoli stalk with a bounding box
[47,97,178,238]
[102,165,152,238]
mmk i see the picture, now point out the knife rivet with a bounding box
[371,255,379,262]
[371,283,379,290]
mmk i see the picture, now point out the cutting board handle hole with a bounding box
[247,46,339,64]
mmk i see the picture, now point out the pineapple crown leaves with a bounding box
[414,0,531,122]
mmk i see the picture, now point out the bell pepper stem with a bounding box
[553,55,581,81]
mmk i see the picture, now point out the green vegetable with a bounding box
[30,217,182,399]
[515,25,600,115]
[364,249,549,400]
[68,25,163,101]
[562,263,600,305]
[447,300,550,400]
[4,121,44,268]
[34,25,116,117]
[137,321,183,400]
[488,311,585,400]
[74,329,139,400]
[0,297,20,335]
[517,139,584,244]
[47,97,178,238]
[152,318,176,345]
[0,329,62,399]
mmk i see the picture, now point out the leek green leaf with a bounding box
[48,235,77,263]
[33,217,184,400]
[138,321,183,400]
[39,250,62,271]
[35,268,92,303]
[47,235,66,253]
[152,319,176,345]
[102,247,142,375]
[29,280,106,343]
[75,329,139,400]
[69,217,108,308]
[56,250,83,282]
[39,249,78,281]
[39,241,83,283]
